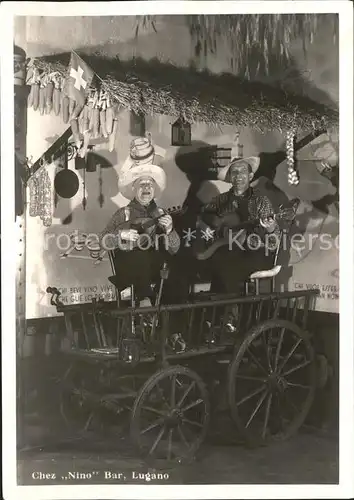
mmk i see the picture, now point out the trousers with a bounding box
[209,246,274,293]
[112,248,164,299]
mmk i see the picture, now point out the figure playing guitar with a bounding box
[199,156,281,294]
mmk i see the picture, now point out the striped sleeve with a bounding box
[257,196,281,239]
[166,229,181,255]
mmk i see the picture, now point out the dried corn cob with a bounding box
[70,118,81,149]
[39,76,46,115]
[99,91,108,138]
[52,74,61,116]
[109,118,119,152]
[28,83,34,108]
[78,104,85,119]
[32,81,40,111]
[27,67,36,108]
[62,96,70,123]
[105,95,114,135]
[87,101,94,130]
[88,107,95,133]
[53,84,61,116]
[26,66,34,85]
[71,101,84,121]
[92,106,100,138]
[81,104,90,133]
[88,91,98,131]
[69,98,75,116]
[78,108,85,135]
[80,130,91,158]
[45,79,54,114]
[100,107,108,138]
[105,108,114,135]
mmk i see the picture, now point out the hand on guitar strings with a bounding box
[120,229,139,242]
[158,214,173,234]
[260,216,276,233]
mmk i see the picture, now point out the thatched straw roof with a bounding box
[33,51,338,133]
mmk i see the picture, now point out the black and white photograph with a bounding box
[1,1,353,499]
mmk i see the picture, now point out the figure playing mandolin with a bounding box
[197,156,281,294]
[99,137,180,303]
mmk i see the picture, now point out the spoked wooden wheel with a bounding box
[131,366,210,463]
[60,362,98,434]
[228,319,316,446]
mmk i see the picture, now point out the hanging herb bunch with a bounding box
[136,14,338,78]
[189,14,337,76]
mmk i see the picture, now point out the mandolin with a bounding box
[102,205,186,254]
[194,198,300,261]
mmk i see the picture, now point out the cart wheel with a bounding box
[131,365,210,463]
[60,362,98,434]
[228,319,316,446]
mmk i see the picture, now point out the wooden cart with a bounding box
[48,277,319,463]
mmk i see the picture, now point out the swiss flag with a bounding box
[65,51,94,106]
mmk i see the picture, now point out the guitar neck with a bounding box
[228,203,298,232]
[214,207,292,233]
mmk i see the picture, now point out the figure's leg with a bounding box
[248,248,275,275]
[162,256,190,349]
[212,247,249,294]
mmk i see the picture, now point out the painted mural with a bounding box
[20,15,339,318]
[25,106,339,317]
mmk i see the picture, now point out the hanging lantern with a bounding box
[286,130,299,186]
[130,110,146,137]
[171,117,192,146]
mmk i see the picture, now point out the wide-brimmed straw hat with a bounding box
[118,135,166,199]
[217,156,260,183]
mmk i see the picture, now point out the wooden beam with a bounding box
[28,126,72,180]
[14,45,28,449]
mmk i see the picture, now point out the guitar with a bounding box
[194,198,300,261]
